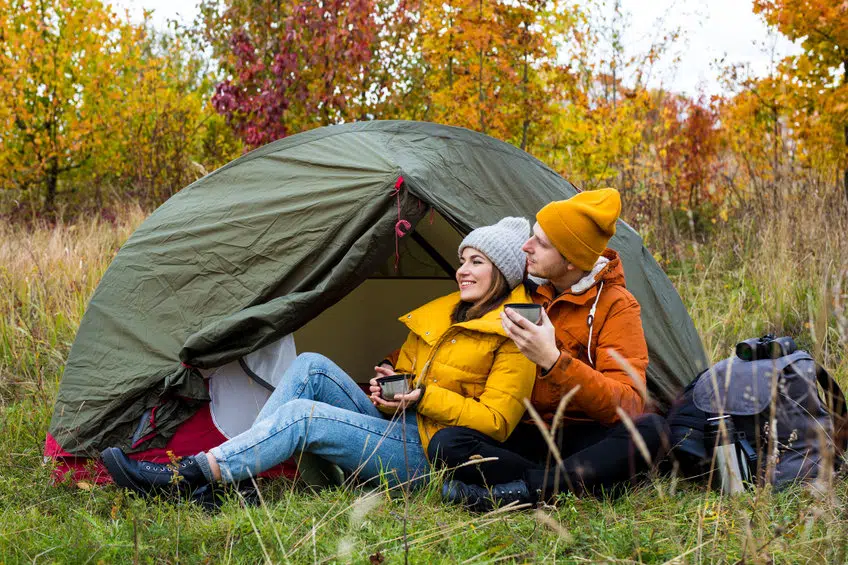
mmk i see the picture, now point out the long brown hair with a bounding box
[451,264,511,323]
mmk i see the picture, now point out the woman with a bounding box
[100,217,536,493]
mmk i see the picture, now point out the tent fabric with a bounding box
[44,401,298,484]
[48,120,707,457]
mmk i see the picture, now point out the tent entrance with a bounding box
[293,210,462,382]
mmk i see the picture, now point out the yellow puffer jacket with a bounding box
[392,284,537,455]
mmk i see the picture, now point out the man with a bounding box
[430,188,668,510]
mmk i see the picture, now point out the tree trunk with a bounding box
[447,10,454,89]
[477,0,485,133]
[45,155,58,215]
[611,0,621,110]
[520,47,529,151]
[844,123,847,205]
[843,60,847,205]
[772,104,781,203]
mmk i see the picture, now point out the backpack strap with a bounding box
[814,363,848,454]
[816,364,847,414]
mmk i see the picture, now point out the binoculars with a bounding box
[735,334,797,361]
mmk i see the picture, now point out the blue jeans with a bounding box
[207,353,429,487]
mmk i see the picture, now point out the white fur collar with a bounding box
[570,256,610,294]
[528,256,610,295]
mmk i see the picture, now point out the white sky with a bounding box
[111,0,801,96]
[614,0,800,95]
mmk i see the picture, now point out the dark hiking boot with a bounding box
[441,479,534,512]
[190,481,259,513]
[100,447,209,495]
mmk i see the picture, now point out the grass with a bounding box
[1,194,847,563]
[0,207,143,405]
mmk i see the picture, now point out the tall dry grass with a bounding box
[669,189,848,378]
[0,205,147,403]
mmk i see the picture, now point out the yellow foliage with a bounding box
[0,0,844,225]
[416,0,579,151]
[0,0,240,215]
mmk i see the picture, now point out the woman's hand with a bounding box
[369,364,396,405]
[372,387,422,410]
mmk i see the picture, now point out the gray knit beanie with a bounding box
[458,217,530,289]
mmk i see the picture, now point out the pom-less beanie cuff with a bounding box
[458,217,530,289]
[536,188,621,271]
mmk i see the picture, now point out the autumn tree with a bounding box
[94,22,241,207]
[753,0,848,201]
[416,0,577,151]
[656,95,722,211]
[0,0,230,216]
[0,0,135,213]
[201,0,418,148]
[530,0,683,189]
[714,67,789,208]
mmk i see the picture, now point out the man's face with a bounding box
[522,222,570,281]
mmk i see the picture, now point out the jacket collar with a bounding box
[399,284,533,346]
[570,256,610,294]
[535,249,626,306]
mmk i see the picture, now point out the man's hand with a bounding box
[372,387,422,410]
[501,307,563,371]
[369,364,396,405]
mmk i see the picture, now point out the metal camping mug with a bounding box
[505,303,542,325]
[704,415,751,495]
[376,373,413,400]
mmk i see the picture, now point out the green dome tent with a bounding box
[47,120,707,460]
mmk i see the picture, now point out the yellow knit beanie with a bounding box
[536,188,621,271]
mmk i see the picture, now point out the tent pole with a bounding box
[410,231,456,278]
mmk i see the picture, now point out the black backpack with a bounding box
[666,349,847,489]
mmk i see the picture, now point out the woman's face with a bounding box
[456,247,494,305]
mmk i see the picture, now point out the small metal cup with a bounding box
[505,303,542,325]
[377,373,413,399]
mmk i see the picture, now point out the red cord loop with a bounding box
[395,219,411,237]
[392,176,408,270]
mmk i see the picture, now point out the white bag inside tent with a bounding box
[204,335,297,438]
